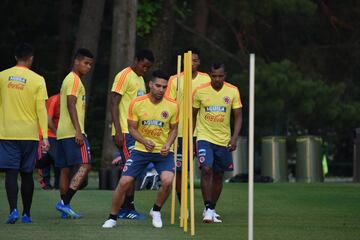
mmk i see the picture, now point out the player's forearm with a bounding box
[128,126,147,146]
[36,99,48,138]
[166,124,178,147]
[67,101,81,132]
[232,108,243,140]
[192,108,199,133]
[111,93,122,133]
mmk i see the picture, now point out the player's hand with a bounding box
[75,130,84,146]
[144,140,155,152]
[227,137,237,152]
[161,144,170,156]
[114,132,124,149]
[42,138,50,152]
[112,156,122,165]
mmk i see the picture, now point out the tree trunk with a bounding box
[194,0,209,34]
[101,0,138,168]
[147,0,176,74]
[56,0,73,88]
[73,0,105,97]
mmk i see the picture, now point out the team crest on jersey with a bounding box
[161,111,169,119]
[137,90,145,96]
[224,96,230,104]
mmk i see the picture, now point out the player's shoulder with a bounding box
[224,82,239,92]
[169,72,183,82]
[115,67,133,79]
[131,94,150,105]
[194,82,211,93]
[197,71,210,78]
[164,95,178,105]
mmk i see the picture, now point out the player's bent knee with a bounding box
[201,166,212,175]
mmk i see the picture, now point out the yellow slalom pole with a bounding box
[171,55,182,225]
[180,53,188,228]
[182,52,190,232]
[187,51,195,236]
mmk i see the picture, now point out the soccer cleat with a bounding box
[117,208,129,219]
[5,209,19,224]
[21,214,32,223]
[149,209,163,228]
[203,209,214,224]
[203,208,221,220]
[119,209,145,220]
[60,212,69,219]
[102,219,117,228]
[55,201,81,219]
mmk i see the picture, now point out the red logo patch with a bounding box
[176,161,182,167]
[123,166,128,172]
[199,156,205,163]
[161,111,169,119]
[224,96,230,104]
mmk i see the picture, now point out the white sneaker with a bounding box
[203,208,222,219]
[202,209,214,223]
[102,219,117,228]
[150,209,163,228]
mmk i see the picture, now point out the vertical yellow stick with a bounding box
[180,53,188,228]
[171,55,182,225]
[187,51,196,236]
[181,52,188,231]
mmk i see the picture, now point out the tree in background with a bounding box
[101,0,138,169]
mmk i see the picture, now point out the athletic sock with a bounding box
[176,192,181,204]
[153,204,161,212]
[61,194,65,201]
[127,195,135,211]
[109,214,117,221]
[5,169,19,213]
[204,201,214,210]
[63,188,77,205]
[20,172,34,217]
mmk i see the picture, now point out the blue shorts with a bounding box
[117,133,135,169]
[197,140,233,172]
[176,137,196,171]
[55,136,92,168]
[122,150,175,178]
[0,140,38,172]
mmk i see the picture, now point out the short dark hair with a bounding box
[15,43,34,61]
[211,62,226,72]
[74,48,94,60]
[151,70,169,82]
[135,49,154,63]
[186,47,200,56]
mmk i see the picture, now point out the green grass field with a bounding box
[0,173,359,240]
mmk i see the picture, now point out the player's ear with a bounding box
[149,80,153,88]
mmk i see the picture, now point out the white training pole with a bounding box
[248,53,255,240]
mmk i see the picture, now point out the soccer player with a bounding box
[164,48,210,205]
[110,49,154,219]
[102,70,178,229]
[0,43,49,224]
[38,93,61,190]
[55,48,94,218]
[192,63,242,223]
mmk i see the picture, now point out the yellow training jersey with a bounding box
[193,82,242,146]
[128,94,179,153]
[0,66,48,140]
[164,71,210,137]
[111,67,146,134]
[57,72,86,139]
